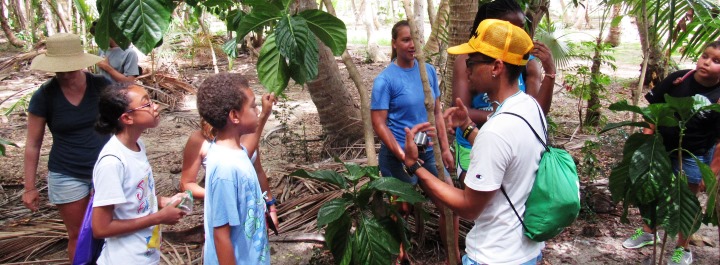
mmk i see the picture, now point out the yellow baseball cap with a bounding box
[447,19,533,66]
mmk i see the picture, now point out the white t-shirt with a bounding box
[463,92,546,265]
[93,136,160,265]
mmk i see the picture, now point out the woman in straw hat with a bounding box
[22,33,111,262]
[403,19,545,264]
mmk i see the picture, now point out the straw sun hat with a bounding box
[30,33,103,72]
[447,19,533,66]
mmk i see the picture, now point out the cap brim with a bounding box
[447,43,477,55]
[30,53,103,72]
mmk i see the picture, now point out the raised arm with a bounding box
[180,131,208,199]
[526,42,556,114]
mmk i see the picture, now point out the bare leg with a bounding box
[57,195,90,262]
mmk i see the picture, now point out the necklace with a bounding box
[488,90,522,119]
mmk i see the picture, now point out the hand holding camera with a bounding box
[403,122,436,166]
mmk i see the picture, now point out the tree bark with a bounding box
[359,0,384,62]
[322,0,377,166]
[41,0,56,35]
[402,2,457,265]
[525,0,550,37]
[441,0,475,108]
[636,15,665,87]
[10,0,28,33]
[298,0,364,149]
[412,0,424,47]
[0,0,26,47]
[585,37,602,127]
[426,0,436,27]
[603,4,622,47]
[423,0,449,62]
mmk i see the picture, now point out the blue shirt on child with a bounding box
[371,59,440,149]
[203,143,270,265]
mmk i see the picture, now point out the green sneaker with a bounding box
[668,247,692,265]
[622,228,660,249]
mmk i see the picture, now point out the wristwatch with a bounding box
[404,161,423,175]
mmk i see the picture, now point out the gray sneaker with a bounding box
[668,247,692,265]
[622,228,660,249]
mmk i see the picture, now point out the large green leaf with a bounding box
[608,100,645,116]
[275,15,309,62]
[298,10,347,55]
[629,134,672,205]
[257,34,290,94]
[244,0,286,11]
[221,36,238,58]
[317,198,351,228]
[343,162,365,182]
[664,94,711,122]
[645,103,678,127]
[226,9,245,32]
[111,0,176,54]
[367,178,425,204]
[664,176,703,238]
[95,0,130,50]
[354,216,399,265]
[235,5,282,41]
[290,168,347,189]
[324,213,352,265]
[365,166,380,180]
[694,157,718,225]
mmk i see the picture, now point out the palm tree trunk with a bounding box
[297,0,364,149]
[0,0,26,47]
[322,0,377,166]
[603,4,622,47]
[440,0,475,108]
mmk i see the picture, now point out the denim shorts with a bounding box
[671,146,715,185]
[47,171,92,204]
[379,144,440,185]
[462,253,542,265]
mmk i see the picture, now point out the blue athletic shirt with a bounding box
[371,59,440,149]
[456,55,534,148]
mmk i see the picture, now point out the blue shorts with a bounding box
[671,146,715,185]
[47,171,92,204]
[379,144,440,185]
[462,253,542,265]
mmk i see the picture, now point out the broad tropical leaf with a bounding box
[235,5,282,41]
[354,216,399,265]
[645,103,678,127]
[629,134,672,204]
[290,168,346,189]
[664,175,703,237]
[694,157,718,225]
[257,34,290,94]
[95,0,130,50]
[365,166,380,180]
[110,0,176,54]
[318,198,351,227]
[608,100,645,116]
[275,15,310,62]
[343,162,365,182]
[664,94,711,122]
[324,213,352,265]
[299,10,348,55]
[367,178,424,204]
[221,36,238,58]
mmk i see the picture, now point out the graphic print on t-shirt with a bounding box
[134,171,161,252]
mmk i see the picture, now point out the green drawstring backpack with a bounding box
[499,108,581,242]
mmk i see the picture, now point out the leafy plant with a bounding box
[563,40,616,129]
[290,159,425,265]
[0,138,18,156]
[579,140,603,181]
[600,95,720,263]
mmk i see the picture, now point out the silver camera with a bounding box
[414,131,429,152]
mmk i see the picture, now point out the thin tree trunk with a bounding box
[46,0,69,33]
[525,0,550,37]
[298,0,364,149]
[402,2,457,265]
[604,4,622,47]
[636,15,665,87]
[11,0,27,33]
[322,0,377,166]
[427,0,436,27]
[585,37,602,126]
[0,0,25,47]
[412,0,424,47]
[42,0,56,35]
[423,0,449,60]
[359,0,384,62]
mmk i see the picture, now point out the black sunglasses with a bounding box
[465,58,495,69]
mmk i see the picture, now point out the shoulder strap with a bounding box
[499,112,550,152]
[95,154,124,188]
[500,186,529,233]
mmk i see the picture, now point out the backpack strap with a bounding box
[500,186,529,233]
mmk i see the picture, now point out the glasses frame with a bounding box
[125,101,154,113]
[465,58,496,69]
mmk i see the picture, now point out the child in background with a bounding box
[179,92,278,229]
[197,73,270,265]
[622,40,720,265]
[91,83,186,265]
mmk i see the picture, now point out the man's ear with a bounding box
[491,60,504,78]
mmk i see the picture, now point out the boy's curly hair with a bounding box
[197,73,250,129]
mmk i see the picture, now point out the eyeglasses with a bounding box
[125,101,154,113]
[465,58,495,69]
